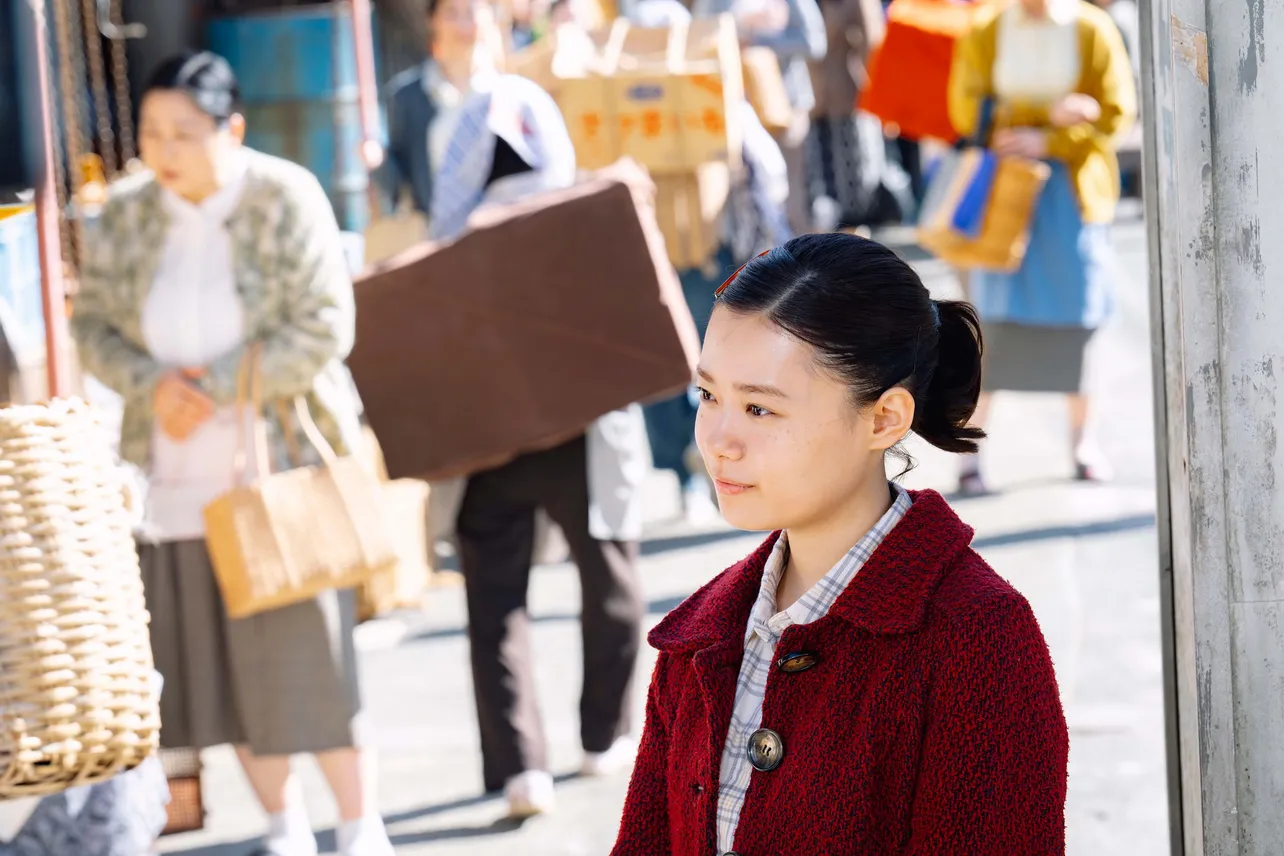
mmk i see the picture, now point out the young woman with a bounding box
[72,52,392,856]
[948,0,1137,493]
[612,233,1068,855]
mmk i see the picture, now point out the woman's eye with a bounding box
[695,386,715,403]
[747,404,772,417]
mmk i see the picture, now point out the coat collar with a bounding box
[105,149,288,347]
[648,490,975,653]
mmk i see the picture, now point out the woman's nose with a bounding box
[697,411,743,461]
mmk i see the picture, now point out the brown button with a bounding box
[777,651,820,674]
[747,728,784,772]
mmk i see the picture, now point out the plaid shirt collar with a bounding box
[743,483,914,647]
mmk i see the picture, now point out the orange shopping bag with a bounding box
[861,0,998,143]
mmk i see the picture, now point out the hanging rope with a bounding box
[106,0,137,166]
[49,0,87,272]
[80,0,117,177]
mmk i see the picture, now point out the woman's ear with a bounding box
[227,113,247,145]
[868,386,915,452]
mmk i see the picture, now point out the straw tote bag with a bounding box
[203,347,397,620]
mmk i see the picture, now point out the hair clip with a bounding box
[713,249,772,297]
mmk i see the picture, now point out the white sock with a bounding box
[336,815,393,855]
[266,802,313,850]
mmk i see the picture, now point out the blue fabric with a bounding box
[643,246,736,484]
[951,150,998,237]
[970,162,1115,330]
[2,757,169,856]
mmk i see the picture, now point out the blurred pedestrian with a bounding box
[429,74,648,819]
[380,0,503,218]
[611,234,1068,854]
[948,0,1136,493]
[806,0,891,228]
[72,51,393,856]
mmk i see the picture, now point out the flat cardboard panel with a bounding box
[653,160,730,270]
[348,163,700,481]
[548,16,744,173]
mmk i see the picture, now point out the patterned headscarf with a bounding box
[428,74,578,242]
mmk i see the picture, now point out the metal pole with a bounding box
[1145,0,1284,851]
[350,0,382,170]
[29,0,70,399]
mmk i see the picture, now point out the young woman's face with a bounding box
[432,0,492,58]
[139,90,242,202]
[694,306,899,534]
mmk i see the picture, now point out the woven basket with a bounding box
[0,399,161,798]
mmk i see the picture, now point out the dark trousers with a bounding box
[456,434,644,792]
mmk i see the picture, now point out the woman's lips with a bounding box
[712,478,752,496]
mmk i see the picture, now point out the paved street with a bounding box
[159,204,1170,856]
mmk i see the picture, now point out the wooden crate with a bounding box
[653,161,732,271]
[517,17,744,173]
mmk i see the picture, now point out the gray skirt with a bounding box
[138,540,362,756]
[980,321,1095,394]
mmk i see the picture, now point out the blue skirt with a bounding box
[970,162,1115,330]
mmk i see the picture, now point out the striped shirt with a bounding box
[716,483,913,854]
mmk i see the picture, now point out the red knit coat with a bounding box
[612,490,1068,855]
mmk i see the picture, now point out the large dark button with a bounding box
[747,727,785,772]
[777,651,820,674]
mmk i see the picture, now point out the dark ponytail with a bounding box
[715,232,986,457]
[912,299,985,453]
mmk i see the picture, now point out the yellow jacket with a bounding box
[948,1,1137,224]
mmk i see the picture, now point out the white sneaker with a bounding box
[1074,441,1115,483]
[259,832,318,856]
[337,816,396,856]
[261,808,318,856]
[581,735,638,777]
[682,479,721,524]
[504,770,556,818]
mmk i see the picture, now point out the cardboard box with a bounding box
[347,161,700,482]
[742,47,792,134]
[513,17,744,173]
[653,161,731,271]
